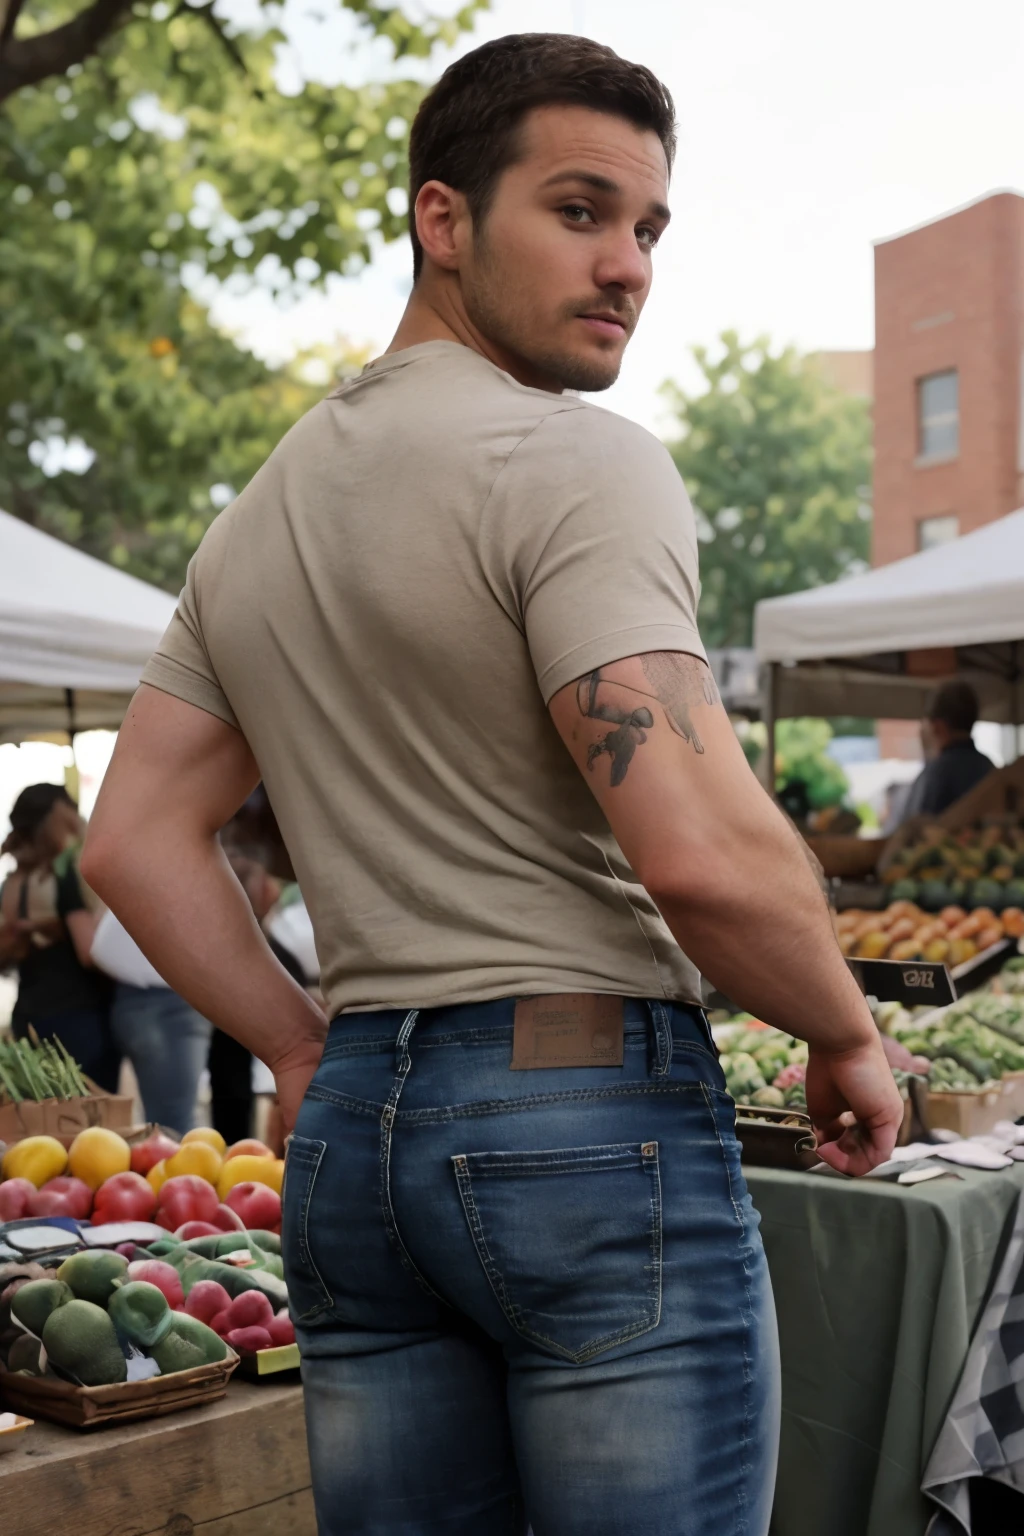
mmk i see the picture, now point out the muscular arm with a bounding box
[81,685,327,1130]
[551,652,902,1174]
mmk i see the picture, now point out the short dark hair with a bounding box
[407,33,677,280]
[928,680,979,734]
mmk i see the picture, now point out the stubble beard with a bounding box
[462,237,629,393]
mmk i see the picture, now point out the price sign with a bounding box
[846,957,956,1007]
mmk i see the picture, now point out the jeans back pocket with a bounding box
[452,1141,662,1364]
[282,1133,335,1324]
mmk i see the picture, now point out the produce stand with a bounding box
[752,1161,1024,1536]
[0,1377,315,1536]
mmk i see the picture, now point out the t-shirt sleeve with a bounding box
[482,406,707,704]
[141,523,239,730]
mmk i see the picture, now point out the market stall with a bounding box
[754,506,1024,737]
[0,506,176,743]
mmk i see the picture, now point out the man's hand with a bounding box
[270,1033,327,1137]
[805,1038,905,1176]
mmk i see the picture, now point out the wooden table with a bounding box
[0,1379,316,1536]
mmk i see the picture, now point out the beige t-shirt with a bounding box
[143,341,707,1015]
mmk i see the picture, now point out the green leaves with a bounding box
[1,0,483,585]
[663,332,872,649]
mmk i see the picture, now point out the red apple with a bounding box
[226,1288,274,1330]
[155,1175,219,1231]
[92,1171,157,1225]
[129,1129,180,1176]
[126,1258,185,1308]
[223,1182,281,1232]
[0,1177,36,1222]
[267,1312,295,1346]
[27,1175,93,1220]
[211,1203,245,1232]
[174,1220,221,1240]
[225,1325,273,1354]
[210,1309,233,1336]
[184,1280,233,1326]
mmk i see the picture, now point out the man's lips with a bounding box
[578,313,629,338]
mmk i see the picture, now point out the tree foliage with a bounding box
[0,0,481,584]
[662,332,872,649]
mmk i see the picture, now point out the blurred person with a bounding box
[208,849,312,1146]
[902,681,995,820]
[84,33,902,1536]
[92,910,212,1134]
[0,784,117,1090]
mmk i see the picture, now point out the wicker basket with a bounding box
[0,1353,238,1430]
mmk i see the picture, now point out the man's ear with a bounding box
[414,180,470,273]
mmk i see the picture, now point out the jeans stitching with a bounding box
[460,1143,644,1176]
[451,1149,662,1365]
[398,1081,722,1124]
[378,1012,448,1304]
[286,1137,334,1322]
[701,1082,756,1534]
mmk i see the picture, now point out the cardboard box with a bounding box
[925,1071,1024,1138]
[0,1091,134,1147]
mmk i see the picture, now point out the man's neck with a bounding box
[384,281,564,394]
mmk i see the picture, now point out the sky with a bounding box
[209,0,1024,436]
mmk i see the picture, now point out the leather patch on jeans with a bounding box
[511,994,625,1070]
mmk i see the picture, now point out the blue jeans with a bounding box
[285,998,780,1535]
[110,983,212,1134]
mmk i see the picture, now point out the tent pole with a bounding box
[764,663,778,798]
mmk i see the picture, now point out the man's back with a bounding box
[144,341,704,1015]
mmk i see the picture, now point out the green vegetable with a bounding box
[0,1032,90,1104]
[170,1252,288,1311]
[750,1086,785,1108]
[108,1281,172,1350]
[10,1279,73,1337]
[56,1251,129,1308]
[42,1299,127,1386]
[151,1311,228,1374]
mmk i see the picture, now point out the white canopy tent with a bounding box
[754,510,1024,754]
[0,507,177,744]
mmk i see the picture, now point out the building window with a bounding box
[918,514,959,551]
[917,369,959,460]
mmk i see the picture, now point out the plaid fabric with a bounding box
[924,1192,1024,1533]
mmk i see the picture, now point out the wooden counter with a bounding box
[0,1378,315,1536]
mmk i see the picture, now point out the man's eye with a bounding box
[561,204,595,225]
[637,226,660,250]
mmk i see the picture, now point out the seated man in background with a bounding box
[903,681,995,820]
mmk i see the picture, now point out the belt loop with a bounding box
[647,1000,672,1078]
[395,1008,419,1077]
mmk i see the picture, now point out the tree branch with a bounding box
[0,0,27,54]
[0,0,134,104]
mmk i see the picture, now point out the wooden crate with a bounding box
[0,1379,315,1536]
[0,1089,134,1146]
[804,834,887,881]
[0,1353,237,1429]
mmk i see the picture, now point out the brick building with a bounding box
[872,190,1024,568]
[871,191,1024,757]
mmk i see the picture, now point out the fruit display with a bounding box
[717,1022,810,1110]
[0,1125,284,1238]
[834,899,1020,965]
[880,820,1024,913]
[876,980,1024,1091]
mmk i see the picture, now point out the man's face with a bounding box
[457,104,670,392]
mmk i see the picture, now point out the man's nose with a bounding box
[591,224,649,296]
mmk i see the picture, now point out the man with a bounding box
[83,33,902,1536]
[903,681,995,820]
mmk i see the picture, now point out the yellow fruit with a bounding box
[147,1159,169,1194]
[68,1127,131,1190]
[2,1134,68,1188]
[888,939,921,962]
[181,1127,226,1155]
[923,939,950,963]
[165,1141,222,1186]
[856,931,891,960]
[217,1155,285,1201]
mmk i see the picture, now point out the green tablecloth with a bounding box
[747,1162,1024,1536]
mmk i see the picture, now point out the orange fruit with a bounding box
[147,1159,169,1194]
[224,1138,274,1161]
[164,1140,222,1186]
[67,1127,131,1190]
[217,1154,285,1200]
[181,1126,227,1155]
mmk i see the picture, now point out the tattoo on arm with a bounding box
[575,652,720,786]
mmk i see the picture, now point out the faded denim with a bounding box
[285,997,780,1535]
